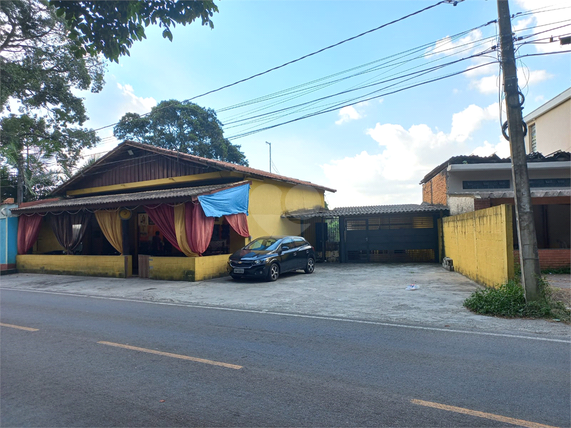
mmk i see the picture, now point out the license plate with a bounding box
[234,268,244,274]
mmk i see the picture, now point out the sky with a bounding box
[80,0,571,208]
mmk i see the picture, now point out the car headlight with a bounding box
[254,259,263,265]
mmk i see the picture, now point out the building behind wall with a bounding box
[524,87,571,155]
[420,152,571,268]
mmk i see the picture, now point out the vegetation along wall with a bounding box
[442,204,514,287]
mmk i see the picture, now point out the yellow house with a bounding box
[13,141,335,280]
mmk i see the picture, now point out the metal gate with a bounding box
[342,214,439,263]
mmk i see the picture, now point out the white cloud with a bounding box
[116,83,157,114]
[427,29,484,58]
[471,138,511,159]
[470,75,500,94]
[450,103,497,142]
[521,69,553,86]
[322,103,499,208]
[335,106,362,125]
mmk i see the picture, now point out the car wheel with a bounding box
[304,257,315,274]
[267,263,280,282]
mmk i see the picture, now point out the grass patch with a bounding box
[464,278,570,323]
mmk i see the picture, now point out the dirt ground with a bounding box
[545,274,571,309]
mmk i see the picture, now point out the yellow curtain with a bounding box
[174,204,197,257]
[95,210,123,254]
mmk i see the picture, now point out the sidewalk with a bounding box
[1,264,569,339]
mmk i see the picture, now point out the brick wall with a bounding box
[514,249,570,269]
[423,171,448,205]
[422,182,432,204]
[474,198,492,211]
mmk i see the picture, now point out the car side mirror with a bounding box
[281,245,289,251]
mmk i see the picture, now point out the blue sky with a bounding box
[81,0,571,208]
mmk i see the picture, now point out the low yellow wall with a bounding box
[442,205,514,287]
[149,254,229,281]
[17,255,132,278]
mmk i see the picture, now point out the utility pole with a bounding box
[497,0,541,301]
[266,141,272,173]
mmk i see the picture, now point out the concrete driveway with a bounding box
[1,263,569,338]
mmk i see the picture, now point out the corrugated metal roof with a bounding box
[284,204,448,219]
[53,141,336,195]
[12,181,249,214]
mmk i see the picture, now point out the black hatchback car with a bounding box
[228,236,315,281]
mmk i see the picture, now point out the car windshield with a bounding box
[245,237,281,252]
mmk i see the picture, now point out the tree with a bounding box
[114,100,249,166]
[0,164,17,202]
[49,1,218,63]
[0,0,104,202]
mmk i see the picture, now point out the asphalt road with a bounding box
[1,288,570,427]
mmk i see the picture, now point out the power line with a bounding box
[226,60,499,140]
[184,0,454,103]
[219,22,499,122]
[91,0,459,134]
[221,49,496,130]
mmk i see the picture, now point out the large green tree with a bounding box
[114,100,249,166]
[0,0,103,202]
[49,0,218,63]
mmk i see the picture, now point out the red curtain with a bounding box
[185,202,214,256]
[225,213,249,237]
[144,205,182,252]
[17,214,43,255]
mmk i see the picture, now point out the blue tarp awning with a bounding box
[198,183,250,217]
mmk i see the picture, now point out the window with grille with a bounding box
[463,180,510,189]
[346,219,366,230]
[530,123,537,152]
[413,216,433,228]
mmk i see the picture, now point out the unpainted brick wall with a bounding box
[474,198,492,211]
[514,249,570,269]
[422,170,448,205]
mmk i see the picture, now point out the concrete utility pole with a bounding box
[497,0,541,301]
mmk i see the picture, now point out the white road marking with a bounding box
[2,287,569,343]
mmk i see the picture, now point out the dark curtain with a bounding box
[49,211,92,254]
[225,213,249,238]
[185,202,214,256]
[144,205,182,252]
[17,214,43,254]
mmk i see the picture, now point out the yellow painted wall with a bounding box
[442,204,514,287]
[148,254,229,281]
[17,255,132,278]
[34,218,64,254]
[248,181,324,240]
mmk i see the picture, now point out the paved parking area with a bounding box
[1,263,569,338]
